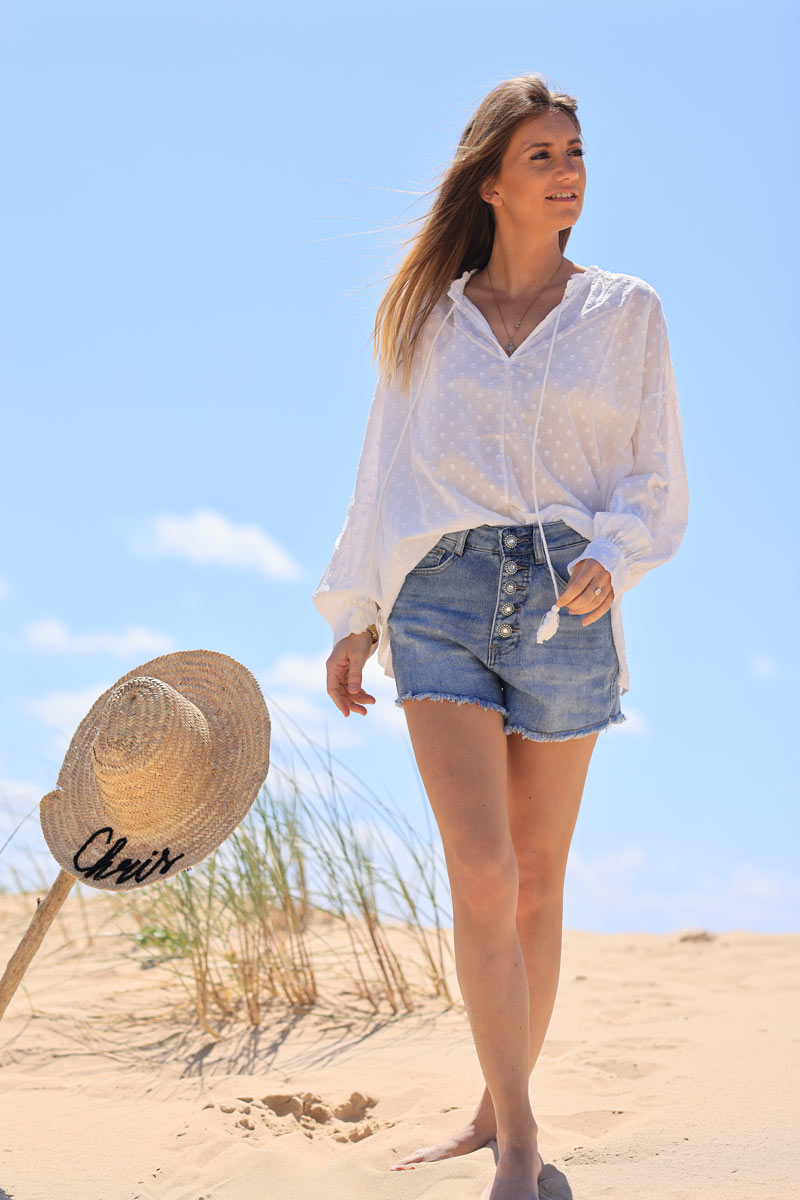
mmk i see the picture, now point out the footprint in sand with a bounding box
[591,1058,662,1079]
[541,1109,641,1139]
[203,1089,394,1143]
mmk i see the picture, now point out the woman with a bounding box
[313,74,689,1200]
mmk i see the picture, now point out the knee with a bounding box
[516,862,566,913]
[447,841,519,913]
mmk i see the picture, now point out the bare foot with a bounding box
[479,1145,541,1200]
[390,1116,495,1170]
[390,1120,543,1177]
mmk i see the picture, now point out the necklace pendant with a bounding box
[506,341,515,353]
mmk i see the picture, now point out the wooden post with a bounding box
[0,869,77,1020]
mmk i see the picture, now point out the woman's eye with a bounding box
[530,148,585,159]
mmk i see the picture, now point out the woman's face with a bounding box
[481,110,586,233]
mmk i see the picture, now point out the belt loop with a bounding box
[454,528,470,555]
[532,525,544,566]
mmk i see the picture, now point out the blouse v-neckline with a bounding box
[450,264,599,361]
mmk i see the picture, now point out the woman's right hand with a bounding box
[326,632,377,717]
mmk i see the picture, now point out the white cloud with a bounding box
[135,509,303,581]
[268,649,405,727]
[0,776,45,873]
[726,863,800,904]
[24,618,175,658]
[567,844,651,905]
[609,703,648,735]
[565,845,800,932]
[0,776,41,816]
[262,649,332,694]
[747,652,782,679]
[259,686,368,755]
[259,646,408,753]
[23,680,113,756]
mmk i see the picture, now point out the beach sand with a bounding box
[0,889,797,1199]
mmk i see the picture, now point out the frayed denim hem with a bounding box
[394,691,509,718]
[504,709,627,743]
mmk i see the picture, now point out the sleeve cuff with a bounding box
[332,597,380,647]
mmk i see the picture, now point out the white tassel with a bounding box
[536,604,560,644]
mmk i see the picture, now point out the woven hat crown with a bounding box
[91,676,212,836]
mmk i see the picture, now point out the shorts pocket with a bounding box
[548,538,591,588]
[409,534,460,574]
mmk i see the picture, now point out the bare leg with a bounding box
[387,698,539,1195]
[391,727,598,1174]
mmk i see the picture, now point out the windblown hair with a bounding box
[372,74,581,393]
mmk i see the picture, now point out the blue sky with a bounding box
[1,0,798,930]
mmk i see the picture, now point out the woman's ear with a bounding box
[478,173,500,208]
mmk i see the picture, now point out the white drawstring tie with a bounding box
[529,301,566,644]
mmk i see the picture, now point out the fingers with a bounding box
[343,671,376,715]
[343,689,377,716]
[326,640,377,718]
[555,564,587,611]
[566,584,611,615]
[327,673,375,717]
[556,559,615,622]
[579,594,614,626]
[327,674,375,717]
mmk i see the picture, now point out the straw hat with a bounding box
[39,650,271,892]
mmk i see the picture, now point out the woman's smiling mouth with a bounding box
[546,191,578,201]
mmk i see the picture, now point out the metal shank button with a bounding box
[503,533,518,548]
[497,624,513,638]
[500,602,514,615]
[504,561,518,575]
[503,581,517,594]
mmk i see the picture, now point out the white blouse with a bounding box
[312,264,689,696]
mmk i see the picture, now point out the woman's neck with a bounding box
[481,236,571,300]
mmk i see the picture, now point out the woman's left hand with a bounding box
[555,558,615,626]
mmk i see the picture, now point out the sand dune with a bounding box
[0,890,797,1199]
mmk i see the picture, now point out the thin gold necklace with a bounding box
[486,256,565,354]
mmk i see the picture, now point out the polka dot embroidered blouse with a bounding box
[312,264,689,696]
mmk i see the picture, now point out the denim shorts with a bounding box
[387,520,626,743]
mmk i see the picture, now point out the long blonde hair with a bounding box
[372,74,581,393]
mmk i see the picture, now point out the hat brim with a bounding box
[40,650,271,891]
